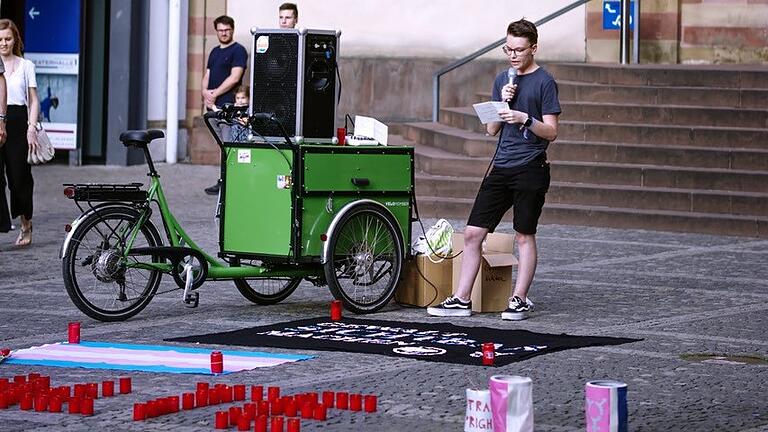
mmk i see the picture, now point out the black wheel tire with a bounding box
[62,206,162,322]
[324,203,404,314]
[232,258,301,305]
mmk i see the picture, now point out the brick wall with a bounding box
[586,0,768,64]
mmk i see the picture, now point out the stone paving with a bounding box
[0,163,766,431]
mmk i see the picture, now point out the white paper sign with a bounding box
[237,149,251,164]
[354,115,388,145]
[472,101,509,124]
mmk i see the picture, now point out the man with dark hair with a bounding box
[202,15,248,195]
[428,19,561,320]
[279,3,298,29]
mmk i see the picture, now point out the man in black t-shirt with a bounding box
[202,15,248,195]
[428,19,561,321]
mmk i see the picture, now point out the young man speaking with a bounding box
[428,19,561,321]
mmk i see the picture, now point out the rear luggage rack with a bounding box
[63,183,148,202]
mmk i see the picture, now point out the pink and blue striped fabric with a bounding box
[4,341,312,375]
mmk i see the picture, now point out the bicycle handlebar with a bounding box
[203,108,294,147]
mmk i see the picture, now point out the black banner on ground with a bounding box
[168,317,639,366]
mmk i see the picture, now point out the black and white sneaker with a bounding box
[501,296,534,321]
[427,296,472,317]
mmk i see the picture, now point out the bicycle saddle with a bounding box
[119,129,165,147]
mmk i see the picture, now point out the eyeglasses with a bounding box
[216,28,233,34]
[502,45,532,57]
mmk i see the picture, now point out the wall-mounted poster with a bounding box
[24,0,81,150]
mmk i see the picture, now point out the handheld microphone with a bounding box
[506,67,518,106]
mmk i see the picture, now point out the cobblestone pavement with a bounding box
[0,163,766,431]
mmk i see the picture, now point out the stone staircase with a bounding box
[400,63,768,237]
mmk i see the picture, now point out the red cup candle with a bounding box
[68,396,81,414]
[49,396,63,413]
[214,410,229,429]
[119,377,131,394]
[271,416,285,432]
[34,394,49,412]
[169,395,180,413]
[350,393,362,411]
[0,392,8,409]
[209,387,220,405]
[330,300,343,321]
[133,402,147,421]
[102,380,114,397]
[287,418,301,432]
[255,415,268,432]
[80,397,94,416]
[20,393,33,410]
[284,398,297,417]
[300,401,313,419]
[237,415,251,431]
[196,382,210,392]
[258,400,270,416]
[364,394,377,413]
[87,383,98,399]
[146,400,160,418]
[482,342,495,366]
[182,392,195,410]
[251,385,263,402]
[228,406,242,426]
[322,391,335,408]
[196,389,209,407]
[336,392,349,410]
[0,378,8,391]
[243,403,256,420]
[68,322,81,344]
[28,372,41,382]
[13,375,26,385]
[210,351,223,374]
[271,398,284,415]
[233,384,246,401]
[306,392,318,406]
[221,385,233,403]
[313,404,327,421]
[267,386,280,401]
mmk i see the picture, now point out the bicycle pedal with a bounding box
[183,292,199,308]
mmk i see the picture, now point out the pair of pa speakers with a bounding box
[249,28,340,143]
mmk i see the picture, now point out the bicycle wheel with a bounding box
[232,258,301,305]
[324,203,403,314]
[62,206,162,321]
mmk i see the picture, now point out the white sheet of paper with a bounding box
[472,101,509,124]
[354,115,389,145]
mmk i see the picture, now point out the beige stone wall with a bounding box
[227,0,587,61]
[680,0,768,64]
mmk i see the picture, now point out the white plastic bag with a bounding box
[412,218,453,262]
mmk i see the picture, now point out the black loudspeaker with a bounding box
[249,28,339,142]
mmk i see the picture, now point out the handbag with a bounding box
[412,218,454,263]
[27,123,55,165]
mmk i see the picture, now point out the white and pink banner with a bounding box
[4,341,312,375]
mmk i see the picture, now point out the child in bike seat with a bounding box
[228,85,251,142]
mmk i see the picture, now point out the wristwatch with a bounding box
[523,116,534,128]
[0,114,6,122]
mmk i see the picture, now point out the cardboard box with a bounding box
[396,254,453,307]
[452,232,518,312]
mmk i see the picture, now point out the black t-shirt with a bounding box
[207,42,248,107]
[491,67,561,168]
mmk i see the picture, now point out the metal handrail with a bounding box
[432,0,593,121]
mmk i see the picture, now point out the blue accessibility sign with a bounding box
[603,0,634,30]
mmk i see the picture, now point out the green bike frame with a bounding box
[124,176,322,280]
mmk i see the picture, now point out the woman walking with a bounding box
[0,19,39,246]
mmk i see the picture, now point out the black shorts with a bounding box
[467,156,550,235]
